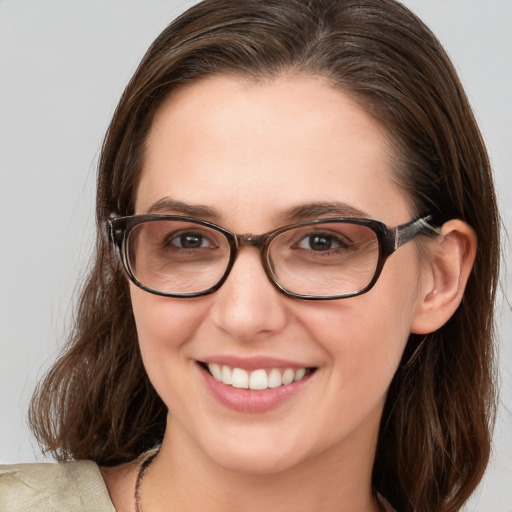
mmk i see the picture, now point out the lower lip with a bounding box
[199,365,314,413]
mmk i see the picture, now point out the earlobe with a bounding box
[411,219,477,335]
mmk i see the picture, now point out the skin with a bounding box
[102,75,476,512]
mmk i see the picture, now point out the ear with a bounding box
[410,219,477,335]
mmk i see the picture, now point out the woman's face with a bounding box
[131,75,426,475]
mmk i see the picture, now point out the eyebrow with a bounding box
[147,198,219,218]
[280,202,369,221]
[146,198,369,223]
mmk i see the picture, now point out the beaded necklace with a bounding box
[134,451,159,512]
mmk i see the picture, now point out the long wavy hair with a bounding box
[29,1,500,511]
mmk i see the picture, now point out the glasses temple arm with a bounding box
[392,215,441,250]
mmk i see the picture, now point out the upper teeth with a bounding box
[207,363,307,390]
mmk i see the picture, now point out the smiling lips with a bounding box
[206,363,310,391]
[199,358,316,413]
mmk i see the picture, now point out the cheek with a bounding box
[131,286,206,344]
[357,275,421,379]
[129,286,209,392]
[311,300,411,377]
[301,258,421,391]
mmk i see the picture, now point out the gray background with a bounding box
[1,1,510,510]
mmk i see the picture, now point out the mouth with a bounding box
[199,362,316,391]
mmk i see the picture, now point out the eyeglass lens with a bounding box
[126,219,380,297]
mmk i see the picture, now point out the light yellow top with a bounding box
[0,461,116,512]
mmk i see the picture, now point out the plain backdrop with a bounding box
[1,1,511,511]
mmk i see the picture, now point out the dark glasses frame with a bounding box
[108,214,440,300]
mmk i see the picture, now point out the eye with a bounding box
[166,230,213,249]
[296,232,350,252]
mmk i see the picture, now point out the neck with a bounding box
[140,416,381,512]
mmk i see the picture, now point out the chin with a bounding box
[209,446,299,476]
[195,428,309,476]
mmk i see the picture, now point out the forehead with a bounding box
[137,75,411,228]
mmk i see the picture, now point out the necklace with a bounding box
[133,450,390,512]
[134,450,159,512]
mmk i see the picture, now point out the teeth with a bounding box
[268,368,282,388]
[221,365,232,385]
[232,368,249,389]
[281,368,295,385]
[294,368,306,381]
[209,363,222,381]
[206,363,309,390]
[249,369,268,390]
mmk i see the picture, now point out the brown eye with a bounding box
[165,231,213,249]
[296,232,349,251]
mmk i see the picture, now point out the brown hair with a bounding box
[29,1,500,510]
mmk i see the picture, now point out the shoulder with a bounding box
[0,460,116,512]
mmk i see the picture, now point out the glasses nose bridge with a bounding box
[230,232,272,272]
[234,232,269,255]
[237,232,266,247]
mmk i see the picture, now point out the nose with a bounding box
[209,247,288,341]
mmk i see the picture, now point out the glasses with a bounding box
[108,214,439,300]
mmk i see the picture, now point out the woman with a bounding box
[0,0,500,511]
